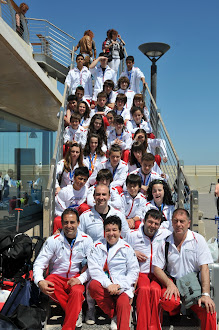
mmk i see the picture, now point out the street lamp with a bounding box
[138,42,170,103]
[138,42,170,135]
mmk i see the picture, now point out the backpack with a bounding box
[0,231,32,279]
[1,279,46,329]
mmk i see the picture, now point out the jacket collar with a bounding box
[60,228,84,245]
[98,238,128,261]
[167,229,195,245]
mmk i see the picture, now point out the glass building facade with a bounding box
[0,110,55,231]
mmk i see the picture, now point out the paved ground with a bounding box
[45,304,136,330]
[199,191,218,240]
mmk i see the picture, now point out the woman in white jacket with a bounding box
[83,133,106,174]
[133,129,168,166]
[88,215,139,330]
[55,142,84,194]
[145,179,175,231]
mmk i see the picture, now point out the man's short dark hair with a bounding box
[70,113,81,122]
[96,169,113,183]
[61,208,80,223]
[104,215,121,231]
[126,174,142,188]
[126,55,134,63]
[97,91,107,99]
[76,86,84,92]
[76,54,84,60]
[74,167,89,178]
[67,95,77,102]
[109,144,122,155]
[103,80,115,89]
[144,209,162,222]
[142,153,155,162]
[115,93,127,104]
[99,52,108,58]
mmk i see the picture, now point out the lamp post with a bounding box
[138,42,170,135]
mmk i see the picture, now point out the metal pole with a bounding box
[151,60,157,103]
[150,60,158,136]
[177,160,184,208]
[190,190,199,232]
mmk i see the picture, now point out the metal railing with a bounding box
[0,0,29,43]
[42,46,75,237]
[26,18,75,68]
[144,85,192,213]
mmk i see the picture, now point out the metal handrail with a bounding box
[26,18,75,40]
[42,47,75,237]
[144,84,192,213]
[26,18,75,69]
[45,36,72,53]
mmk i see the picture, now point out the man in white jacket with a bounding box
[90,53,117,101]
[88,215,139,330]
[33,208,93,330]
[79,184,129,242]
[125,209,171,330]
[120,55,147,94]
[65,54,92,100]
[153,208,217,330]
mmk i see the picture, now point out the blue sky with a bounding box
[26,0,219,165]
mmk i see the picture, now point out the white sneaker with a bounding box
[110,316,117,330]
[85,307,96,325]
[76,309,82,328]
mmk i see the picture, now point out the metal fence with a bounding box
[26,18,75,68]
[144,85,191,211]
[42,46,75,237]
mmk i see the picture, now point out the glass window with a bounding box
[0,110,55,231]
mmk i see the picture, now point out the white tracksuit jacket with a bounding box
[120,191,147,220]
[89,159,128,188]
[107,128,132,151]
[125,224,171,273]
[88,237,139,298]
[79,206,130,242]
[63,126,87,148]
[33,230,93,285]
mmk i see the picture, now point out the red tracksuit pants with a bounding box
[46,274,84,330]
[135,273,162,330]
[89,279,131,330]
[160,287,218,330]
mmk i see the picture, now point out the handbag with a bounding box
[119,47,125,60]
[107,51,112,62]
[176,272,201,309]
[10,304,46,330]
[164,239,201,309]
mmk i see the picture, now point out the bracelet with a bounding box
[201,293,210,297]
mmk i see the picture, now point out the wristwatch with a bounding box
[201,293,210,297]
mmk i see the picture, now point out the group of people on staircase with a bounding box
[33,30,217,330]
